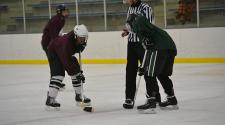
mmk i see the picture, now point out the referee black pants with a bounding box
[125,42,159,100]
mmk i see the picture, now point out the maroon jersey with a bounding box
[41,13,65,50]
[48,31,80,76]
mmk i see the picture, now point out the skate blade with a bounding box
[160,105,179,110]
[137,108,156,114]
[76,102,91,107]
[45,106,60,111]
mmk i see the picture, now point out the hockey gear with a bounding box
[74,24,88,52]
[123,99,134,109]
[75,94,91,106]
[132,50,147,106]
[50,76,65,91]
[160,96,179,110]
[56,4,68,14]
[156,93,161,105]
[45,92,60,111]
[76,71,85,83]
[138,67,146,76]
[137,97,156,114]
[59,83,66,91]
[74,24,88,40]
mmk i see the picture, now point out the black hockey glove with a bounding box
[138,67,147,76]
[76,71,85,83]
[142,37,154,50]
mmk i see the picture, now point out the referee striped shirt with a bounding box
[127,2,153,43]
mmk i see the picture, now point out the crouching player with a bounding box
[45,24,91,110]
[126,14,179,113]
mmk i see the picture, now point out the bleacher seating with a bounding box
[0,4,8,11]
[28,0,123,8]
[168,5,225,13]
[11,11,127,22]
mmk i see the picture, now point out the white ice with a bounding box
[0,64,225,125]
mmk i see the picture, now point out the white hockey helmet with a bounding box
[73,24,88,40]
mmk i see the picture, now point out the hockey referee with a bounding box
[121,0,160,109]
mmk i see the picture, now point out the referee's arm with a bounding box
[142,5,153,23]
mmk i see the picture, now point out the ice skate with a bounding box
[75,94,91,107]
[45,96,60,111]
[123,99,134,109]
[156,93,161,105]
[137,97,156,114]
[159,96,179,110]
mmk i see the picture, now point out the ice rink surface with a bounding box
[0,64,225,125]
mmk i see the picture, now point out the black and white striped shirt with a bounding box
[127,2,153,43]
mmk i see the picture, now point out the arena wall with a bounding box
[0,27,225,64]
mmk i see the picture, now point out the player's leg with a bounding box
[45,49,65,91]
[137,50,159,113]
[139,48,161,105]
[45,52,65,110]
[123,43,139,109]
[157,50,178,109]
[70,56,91,106]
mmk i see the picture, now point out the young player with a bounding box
[41,4,69,90]
[45,24,91,110]
[126,14,178,113]
[122,0,161,109]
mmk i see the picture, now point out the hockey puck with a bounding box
[83,107,94,112]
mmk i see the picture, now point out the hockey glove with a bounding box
[76,71,85,83]
[71,71,85,83]
[138,67,147,76]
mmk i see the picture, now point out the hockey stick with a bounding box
[133,50,148,103]
[78,52,94,112]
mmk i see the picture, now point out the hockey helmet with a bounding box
[73,24,88,40]
[56,4,68,13]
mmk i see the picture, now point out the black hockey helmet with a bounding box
[56,4,68,13]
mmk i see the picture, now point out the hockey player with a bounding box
[126,14,178,113]
[41,4,69,90]
[122,0,161,109]
[45,24,91,110]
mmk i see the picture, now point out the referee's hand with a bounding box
[121,28,129,37]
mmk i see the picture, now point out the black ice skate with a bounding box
[123,99,134,109]
[45,96,60,111]
[159,96,179,110]
[137,97,156,114]
[75,94,91,106]
[156,93,161,105]
[59,83,66,91]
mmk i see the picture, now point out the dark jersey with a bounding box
[48,31,80,76]
[133,16,177,54]
[41,14,65,50]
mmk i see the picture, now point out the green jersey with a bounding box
[133,16,177,53]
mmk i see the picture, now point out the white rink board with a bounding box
[0,27,225,60]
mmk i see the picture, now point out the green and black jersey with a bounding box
[133,16,177,54]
